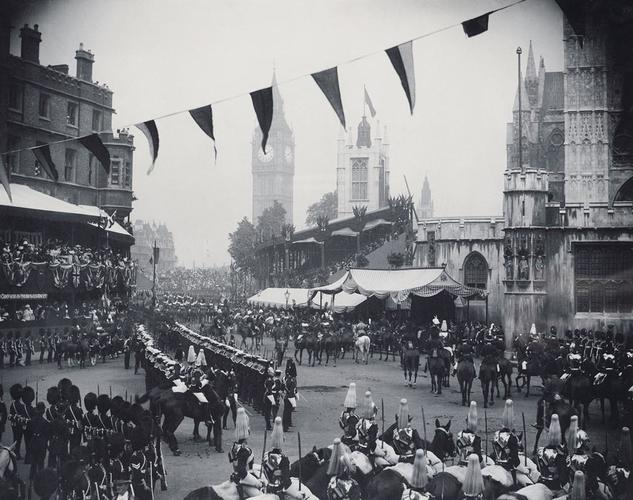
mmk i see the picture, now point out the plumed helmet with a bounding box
[462,454,484,497]
[58,378,73,402]
[22,386,35,405]
[84,392,97,413]
[327,438,343,476]
[502,399,514,429]
[343,383,356,409]
[9,383,23,401]
[566,415,579,452]
[570,471,585,500]
[411,449,428,489]
[362,391,376,420]
[547,414,562,447]
[97,394,111,414]
[467,401,478,433]
[69,385,81,406]
[235,407,250,441]
[270,416,284,450]
[397,399,410,430]
[47,386,60,406]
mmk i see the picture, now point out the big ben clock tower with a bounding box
[252,71,295,225]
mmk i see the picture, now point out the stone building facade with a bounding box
[336,116,390,218]
[2,24,135,221]
[131,220,177,272]
[417,8,633,347]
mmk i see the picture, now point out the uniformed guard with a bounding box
[224,369,238,430]
[263,369,276,430]
[356,391,379,465]
[536,413,568,492]
[392,399,423,463]
[96,394,114,438]
[492,399,521,484]
[326,438,361,500]
[339,383,357,431]
[65,385,84,454]
[20,385,34,465]
[262,416,291,495]
[0,384,7,443]
[109,432,133,500]
[567,416,591,477]
[456,401,482,465]
[25,332,34,366]
[8,333,16,368]
[82,392,98,444]
[38,330,47,364]
[462,453,485,499]
[129,426,152,500]
[27,402,49,481]
[400,449,428,500]
[229,408,261,491]
[609,427,632,498]
[9,383,24,459]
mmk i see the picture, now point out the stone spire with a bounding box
[419,175,434,219]
[525,41,539,108]
[270,68,291,133]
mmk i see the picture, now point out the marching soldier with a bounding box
[492,399,521,485]
[229,408,261,491]
[21,385,35,464]
[27,402,50,480]
[96,394,114,437]
[326,438,361,500]
[536,413,568,492]
[262,417,291,495]
[46,386,68,468]
[9,383,24,459]
[25,331,34,366]
[392,399,424,463]
[82,392,98,444]
[39,330,47,364]
[456,402,482,465]
[8,333,16,368]
[65,385,84,454]
[129,426,152,500]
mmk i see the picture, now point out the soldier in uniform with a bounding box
[456,402,482,465]
[24,331,34,366]
[282,373,296,433]
[462,453,485,500]
[491,399,521,484]
[15,331,23,367]
[27,402,50,481]
[356,391,380,468]
[20,385,34,465]
[536,413,568,492]
[262,417,291,495]
[223,368,238,430]
[0,333,5,369]
[96,394,114,438]
[263,369,276,430]
[9,383,24,459]
[46,386,69,468]
[326,438,361,500]
[129,426,152,500]
[47,330,55,364]
[82,392,98,444]
[8,333,16,368]
[567,415,591,477]
[109,432,133,500]
[392,399,424,463]
[65,385,84,454]
[38,330,47,364]
[228,408,261,491]
[0,384,7,443]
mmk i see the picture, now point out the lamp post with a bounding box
[285,289,290,309]
[516,46,523,171]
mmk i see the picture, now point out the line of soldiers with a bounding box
[4,377,167,500]
[0,331,37,367]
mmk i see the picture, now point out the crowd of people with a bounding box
[156,267,231,296]
[1,239,132,267]
[0,298,117,323]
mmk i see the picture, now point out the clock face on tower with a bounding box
[257,146,274,163]
[284,146,293,163]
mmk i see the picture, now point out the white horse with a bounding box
[354,334,371,364]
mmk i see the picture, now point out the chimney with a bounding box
[20,24,41,64]
[50,64,69,75]
[75,42,94,82]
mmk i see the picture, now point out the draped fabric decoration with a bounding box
[554,0,585,47]
[189,105,217,159]
[32,144,59,181]
[364,87,376,118]
[78,133,111,174]
[250,87,274,154]
[136,120,160,174]
[462,13,490,37]
[311,67,346,129]
[0,155,11,202]
[385,41,416,114]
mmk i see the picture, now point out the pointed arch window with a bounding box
[464,253,488,290]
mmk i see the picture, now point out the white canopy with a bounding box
[331,227,359,237]
[363,218,391,231]
[247,287,366,312]
[292,237,320,244]
[309,267,487,304]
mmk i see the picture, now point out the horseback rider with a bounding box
[567,415,591,477]
[229,408,261,490]
[491,399,521,484]
[326,438,362,500]
[392,399,424,463]
[462,453,485,500]
[456,401,482,465]
[609,426,632,496]
[400,449,429,500]
[356,391,379,466]
[536,413,569,492]
[340,384,360,449]
[262,416,291,495]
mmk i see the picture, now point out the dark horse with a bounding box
[563,359,594,427]
[428,352,449,395]
[479,355,497,408]
[294,332,319,366]
[457,357,476,406]
[402,341,420,388]
[371,328,398,361]
[532,391,576,455]
[318,332,339,366]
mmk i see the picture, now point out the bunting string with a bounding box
[0,0,525,159]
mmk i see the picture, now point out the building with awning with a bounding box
[247,287,366,313]
[309,267,487,322]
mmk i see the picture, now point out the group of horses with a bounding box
[291,328,372,367]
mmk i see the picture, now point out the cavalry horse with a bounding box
[427,349,450,395]
[371,327,398,362]
[402,340,420,388]
[456,355,476,406]
[354,333,371,365]
[294,331,320,367]
[318,331,339,366]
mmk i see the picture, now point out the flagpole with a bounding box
[152,240,157,335]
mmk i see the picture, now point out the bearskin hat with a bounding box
[129,403,144,425]
[120,401,132,423]
[9,383,22,401]
[22,386,35,405]
[91,437,107,462]
[84,392,97,413]
[130,425,149,451]
[97,394,111,414]
[69,385,81,406]
[58,378,73,402]
[35,402,46,415]
[47,386,60,406]
[108,432,125,457]
[110,396,124,418]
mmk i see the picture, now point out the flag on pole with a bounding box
[79,133,111,174]
[462,13,490,37]
[385,41,416,114]
[189,105,217,159]
[250,87,274,154]
[311,67,346,129]
[136,120,160,174]
[364,87,376,118]
[0,155,12,202]
[153,246,160,265]
[32,144,59,181]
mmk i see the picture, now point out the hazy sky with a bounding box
[12,0,563,267]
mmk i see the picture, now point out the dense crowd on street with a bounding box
[1,239,132,267]
[156,267,231,296]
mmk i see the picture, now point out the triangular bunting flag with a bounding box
[189,105,217,159]
[32,144,59,181]
[554,0,585,47]
[311,67,346,129]
[79,133,111,174]
[385,41,416,114]
[462,13,490,37]
[0,155,12,202]
[135,120,160,174]
[250,87,274,154]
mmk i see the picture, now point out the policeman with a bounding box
[392,399,424,463]
[27,402,49,480]
[326,438,361,500]
[536,414,568,492]
[38,330,47,364]
[456,402,482,465]
[282,373,296,433]
[229,408,261,491]
[492,399,521,484]
[262,417,291,495]
[24,331,33,366]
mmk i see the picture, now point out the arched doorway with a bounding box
[462,252,489,322]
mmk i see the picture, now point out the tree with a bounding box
[387,252,405,269]
[228,217,258,276]
[257,200,287,241]
[306,191,338,226]
[352,205,368,253]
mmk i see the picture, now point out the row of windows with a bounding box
[351,158,368,201]
[9,83,104,131]
[5,137,130,188]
